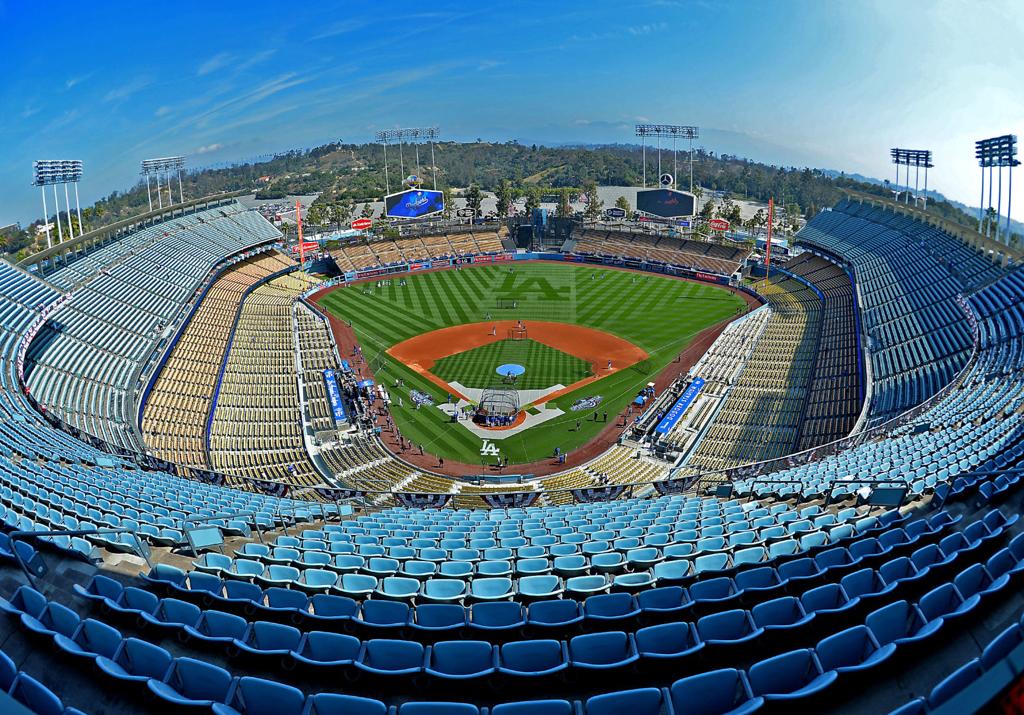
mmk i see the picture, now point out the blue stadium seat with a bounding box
[751,597,814,634]
[304,692,388,715]
[635,622,704,661]
[54,617,123,661]
[585,687,668,715]
[583,593,640,623]
[669,668,763,715]
[498,639,569,678]
[425,640,497,680]
[213,675,305,715]
[470,601,526,632]
[928,657,983,708]
[291,631,362,668]
[865,600,943,647]
[747,648,837,702]
[359,600,411,631]
[355,639,426,676]
[491,700,574,715]
[148,657,235,709]
[527,599,583,630]
[815,625,896,674]
[569,631,639,671]
[413,604,467,633]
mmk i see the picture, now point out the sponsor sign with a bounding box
[471,253,513,264]
[351,217,373,230]
[456,208,476,218]
[409,260,433,271]
[655,377,706,435]
[571,395,604,412]
[16,291,73,381]
[708,218,730,231]
[385,188,445,219]
[636,188,696,219]
[605,207,627,219]
[659,172,674,187]
[323,370,347,425]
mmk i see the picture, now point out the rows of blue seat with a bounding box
[892,613,1024,714]
[732,267,1024,501]
[4,507,1021,714]
[797,200,999,425]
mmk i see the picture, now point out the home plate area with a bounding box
[436,398,565,439]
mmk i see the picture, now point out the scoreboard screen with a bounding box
[385,189,445,219]
[636,188,696,218]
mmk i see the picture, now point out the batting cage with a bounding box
[474,384,521,427]
[508,326,528,340]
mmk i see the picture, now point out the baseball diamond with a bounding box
[316,261,746,465]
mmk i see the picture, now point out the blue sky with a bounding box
[2,0,1022,228]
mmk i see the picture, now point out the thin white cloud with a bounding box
[627,22,667,35]
[194,142,224,155]
[65,73,93,89]
[103,77,152,102]
[311,19,367,40]
[235,48,277,72]
[154,106,172,118]
[197,52,233,76]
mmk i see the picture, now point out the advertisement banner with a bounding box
[636,188,696,219]
[655,377,706,435]
[571,485,627,503]
[323,370,347,425]
[471,253,513,264]
[385,189,445,219]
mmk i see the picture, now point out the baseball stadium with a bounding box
[0,2,1022,715]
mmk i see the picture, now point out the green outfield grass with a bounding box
[318,262,745,466]
[433,338,591,391]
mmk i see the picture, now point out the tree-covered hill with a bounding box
[2,140,1001,259]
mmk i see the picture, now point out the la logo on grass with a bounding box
[480,440,500,456]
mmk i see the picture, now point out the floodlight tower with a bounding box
[375,127,440,196]
[891,149,933,208]
[636,124,699,190]
[33,159,83,249]
[975,135,1019,243]
[141,157,186,212]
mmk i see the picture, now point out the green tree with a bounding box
[557,188,572,217]
[727,204,742,226]
[464,184,483,215]
[582,180,603,222]
[360,202,374,219]
[615,195,631,213]
[495,180,517,218]
[699,199,715,220]
[523,188,540,215]
[442,187,454,219]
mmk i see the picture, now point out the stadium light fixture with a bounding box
[890,149,933,208]
[975,135,1018,243]
[140,156,186,212]
[636,125,699,190]
[375,127,440,195]
[33,159,84,249]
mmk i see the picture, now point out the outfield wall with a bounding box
[301,248,736,301]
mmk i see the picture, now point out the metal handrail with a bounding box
[10,527,154,589]
[182,511,268,556]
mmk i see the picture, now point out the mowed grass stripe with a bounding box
[318,262,746,464]
[441,271,475,323]
[433,339,592,391]
[422,274,458,325]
